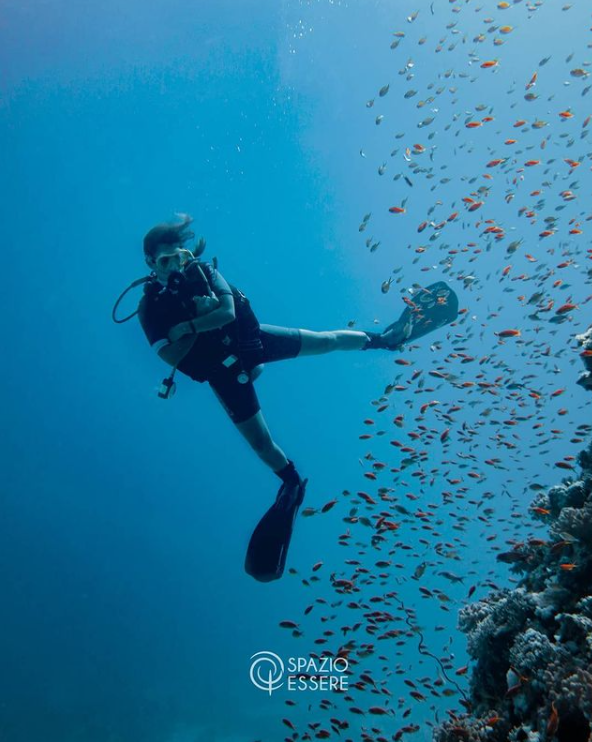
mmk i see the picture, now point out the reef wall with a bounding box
[576,326,592,392]
[433,339,592,742]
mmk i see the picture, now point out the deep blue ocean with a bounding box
[2,0,591,740]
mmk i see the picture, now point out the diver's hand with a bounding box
[174,212,193,226]
[193,295,220,315]
[168,322,194,343]
[194,236,207,256]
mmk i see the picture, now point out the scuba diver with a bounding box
[113,214,458,582]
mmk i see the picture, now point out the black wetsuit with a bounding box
[138,261,302,423]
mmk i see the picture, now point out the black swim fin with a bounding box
[368,281,459,350]
[245,477,308,583]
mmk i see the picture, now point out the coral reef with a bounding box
[433,438,592,742]
[576,326,592,392]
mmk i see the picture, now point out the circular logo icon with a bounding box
[250,651,285,695]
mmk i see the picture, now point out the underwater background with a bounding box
[1,0,592,740]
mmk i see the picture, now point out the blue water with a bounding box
[2,0,591,740]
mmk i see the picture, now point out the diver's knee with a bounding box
[316,331,338,352]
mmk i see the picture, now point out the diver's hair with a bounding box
[143,215,195,259]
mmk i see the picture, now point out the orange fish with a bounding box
[559,110,574,119]
[560,563,577,571]
[496,329,521,338]
[556,303,578,314]
[525,159,540,166]
[389,206,406,214]
[481,60,499,69]
[466,121,482,128]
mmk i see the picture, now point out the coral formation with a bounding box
[433,437,592,742]
[576,326,592,391]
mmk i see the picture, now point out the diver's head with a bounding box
[143,215,195,284]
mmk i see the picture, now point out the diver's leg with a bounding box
[297,328,370,355]
[251,364,265,381]
[235,411,290,472]
[208,370,291,474]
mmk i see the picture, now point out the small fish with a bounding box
[440,571,464,584]
[556,303,578,314]
[279,620,299,629]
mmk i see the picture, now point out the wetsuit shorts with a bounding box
[207,324,302,424]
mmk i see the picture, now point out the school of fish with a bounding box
[267,1,592,740]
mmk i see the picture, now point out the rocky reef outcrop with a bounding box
[433,437,592,742]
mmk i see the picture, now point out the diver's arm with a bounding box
[167,294,236,343]
[157,336,195,367]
